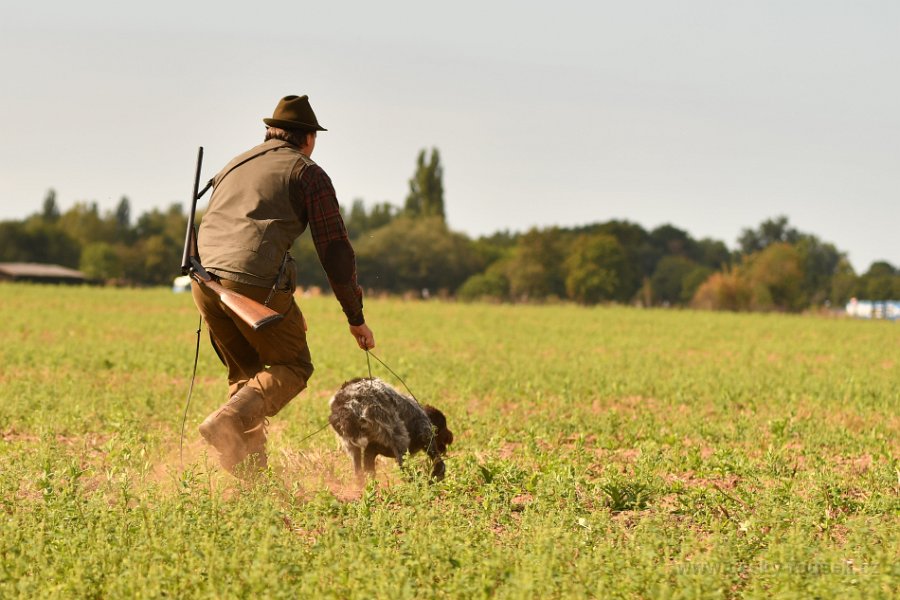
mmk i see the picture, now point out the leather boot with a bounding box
[199,387,265,474]
[243,417,268,471]
[230,381,268,471]
[242,390,301,471]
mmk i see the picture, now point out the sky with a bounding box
[1,0,897,271]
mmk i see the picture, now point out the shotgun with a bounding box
[182,147,284,331]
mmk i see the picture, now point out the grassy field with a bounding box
[0,283,897,598]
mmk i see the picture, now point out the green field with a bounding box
[0,283,897,598]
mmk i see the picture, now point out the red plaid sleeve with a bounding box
[294,164,365,325]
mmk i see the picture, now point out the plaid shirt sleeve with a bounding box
[293,163,365,325]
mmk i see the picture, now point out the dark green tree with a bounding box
[125,204,186,285]
[80,242,122,280]
[650,256,702,305]
[650,224,695,258]
[345,199,368,236]
[470,231,517,271]
[113,196,132,241]
[862,261,896,278]
[344,199,398,239]
[858,261,898,301]
[58,201,115,247]
[0,218,80,267]
[693,238,732,269]
[115,196,131,229]
[745,243,806,311]
[42,189,60,223]
[738,216,800,255]
[829,258,858,305]
[589,220,654,300]
[795,235,842,305]
[135,203,185,242]
[865,276,896,300]
[140,235,181,285]
[503,228,567,301]
[404,148,444,219]
[457,269,510,302]
[564,233,627,304]
[0,222,31,262]
[356,216,481,293]
[367,202,398,232]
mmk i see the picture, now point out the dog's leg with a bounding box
[362,446,378,475]
[430,459,446,481]
[349,446,363,477]
[424,439,446,480]
[393,444,406,468]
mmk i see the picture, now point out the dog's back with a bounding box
[328,378,415,456]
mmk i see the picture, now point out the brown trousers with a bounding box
[191,275,314,416]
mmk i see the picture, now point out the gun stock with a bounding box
[191,269,284,331]
[199,277,284,331]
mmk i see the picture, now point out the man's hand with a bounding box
[349,323,375,350]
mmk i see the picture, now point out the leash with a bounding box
[364,349,421,407]
[294,421,331,446]
[364,348,438,457]
[180,316,203,469]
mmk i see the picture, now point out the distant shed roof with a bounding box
[0,262,86,282]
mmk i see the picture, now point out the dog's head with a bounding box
[423,405,454,454]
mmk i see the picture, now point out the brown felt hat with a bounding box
[263,95,327,132]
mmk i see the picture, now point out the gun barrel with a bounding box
[181,147,204,273]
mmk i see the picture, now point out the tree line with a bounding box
[0,189,187,285]
[1,149,897,310]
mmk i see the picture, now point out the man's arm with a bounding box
[295,164,374,348]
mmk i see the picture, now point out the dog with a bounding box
[328,377,453,480]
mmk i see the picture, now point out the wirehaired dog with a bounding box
[328,378,453,481]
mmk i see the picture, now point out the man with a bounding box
[192,94,375,475]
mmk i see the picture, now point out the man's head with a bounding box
[263,94,325,155]
[264,127,316,154]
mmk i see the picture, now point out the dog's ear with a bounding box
[424,405,452,452]
[423,405,447,429]
[434,427,453,453]
[442,428,454,447]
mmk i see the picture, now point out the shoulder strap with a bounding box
[213,141,294,189]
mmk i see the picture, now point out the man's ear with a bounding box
[307,131,318,149]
